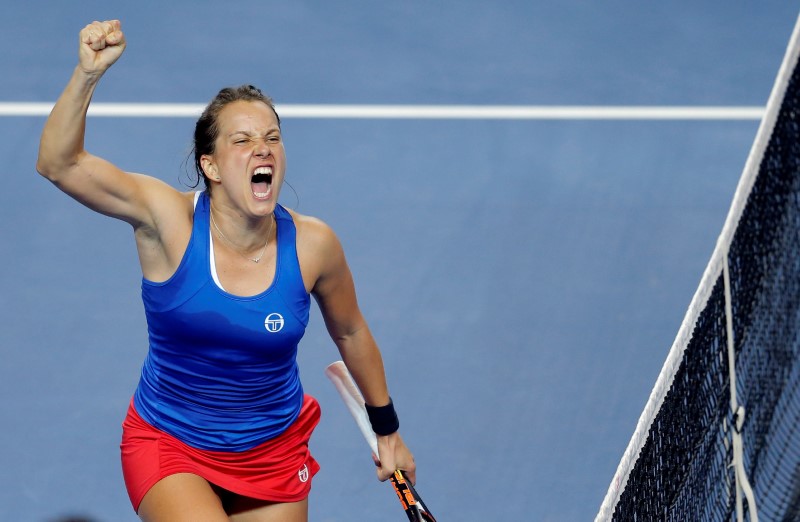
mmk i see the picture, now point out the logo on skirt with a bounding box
[298,464,309,483]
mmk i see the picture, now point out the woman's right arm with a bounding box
[36,20,176,229]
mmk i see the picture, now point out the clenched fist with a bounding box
[78,20,126,76]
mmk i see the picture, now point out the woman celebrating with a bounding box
[37,20,416,521]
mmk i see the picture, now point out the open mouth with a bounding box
[251,167,273,198]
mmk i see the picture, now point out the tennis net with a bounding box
[596,14,800,522]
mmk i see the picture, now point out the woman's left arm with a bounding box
[301,215,417,483]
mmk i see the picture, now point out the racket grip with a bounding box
[391,470,438,522]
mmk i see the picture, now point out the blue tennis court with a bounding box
[1,3,798,520]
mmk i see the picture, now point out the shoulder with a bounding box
[286,209,348,292]
[130,173,196,218]
[133,186,198,281]
[285,208,340,250]
[136,181,196,237]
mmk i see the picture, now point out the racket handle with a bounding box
[391,470,438,522]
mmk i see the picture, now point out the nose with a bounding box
[253,138,271,157]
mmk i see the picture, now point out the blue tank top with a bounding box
[133,191,310,451]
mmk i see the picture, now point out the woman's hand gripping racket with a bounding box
[325,361,437,522]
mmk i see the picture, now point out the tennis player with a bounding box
[36,19,416,521]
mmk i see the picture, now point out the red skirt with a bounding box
[120,394,321,512]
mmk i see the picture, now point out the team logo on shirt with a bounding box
[298,464,309,483]
[264,313,284,333]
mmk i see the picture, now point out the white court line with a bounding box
[0,102,764,120]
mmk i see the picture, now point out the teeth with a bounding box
[254,167,272,176]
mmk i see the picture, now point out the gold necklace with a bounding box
[210,211,274,263]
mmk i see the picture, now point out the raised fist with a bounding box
[78,20,126,76]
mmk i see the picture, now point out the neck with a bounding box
[209,204,275,253]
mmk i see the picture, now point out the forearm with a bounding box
[36,67,100,179]
[336,326,392,408]
[38,20,124,180]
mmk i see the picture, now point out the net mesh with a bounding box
[596,16,800,522]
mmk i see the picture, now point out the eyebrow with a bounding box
[226,128,280,138]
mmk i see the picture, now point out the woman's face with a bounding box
[202,100,286,217]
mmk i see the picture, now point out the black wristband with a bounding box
[365,397,400,436]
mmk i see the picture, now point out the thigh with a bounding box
[227,496,309,522]
[137,473,228,522]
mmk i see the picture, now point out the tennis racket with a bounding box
[325,361,437,522]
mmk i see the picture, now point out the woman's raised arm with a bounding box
[36,20,173,228]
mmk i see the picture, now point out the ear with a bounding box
[200,155,220,181]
